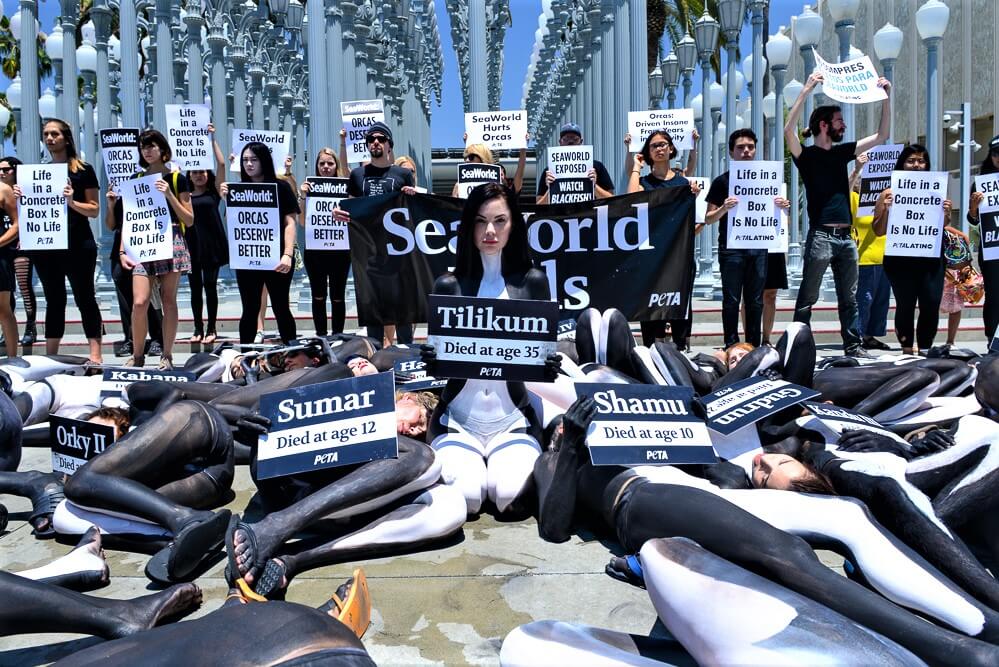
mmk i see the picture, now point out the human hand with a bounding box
[775,196,791,210]
[154,178,168,194]
[401,185,417,195]
[419,343,437,375]
[275,254,293,273]
[856,152,870,166]
[544,353,562,381]
[837,428,913,459]
[219,182,230,198]
[561,395,597,447]
[63,181,74,200]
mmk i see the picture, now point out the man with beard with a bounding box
[784,72,891,357]
[336,122,417,345]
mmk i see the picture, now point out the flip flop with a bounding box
[605,554,645,589]
[224,514,269,601]
[145,510,231,584]
[28,478,65,539]
[253,558,289,600]
[319,568,371,639]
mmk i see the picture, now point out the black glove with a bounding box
[908,428,954,457]
[543,353,562,382]
[759,367,784,382]
[561,395,598,450]
[419,344,437,376]
[234,413,272,447]
[837,428,914,460]
[702,461,752,489]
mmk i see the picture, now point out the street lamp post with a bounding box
[45,23,64,109]
[747,0,768,136]
[648,56,664,110]
[762,91,776,159]
[78,41,97,162]
[58,0,80,137]
[694,9,719,290]
[7,77,22,154]
[873,22,903,142]
[783,77,804,278]
[916,0,950,169]
[794,5,823,135]
[119,0,141,127]
[766,31,792,165]
[662,51,680,110]
[718,0,745,164]
[827,0,859,142]
[676,32,697,109]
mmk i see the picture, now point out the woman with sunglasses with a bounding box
[0,157,36,349]
[968,135,999,342]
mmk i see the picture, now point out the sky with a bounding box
[1,0,806,151]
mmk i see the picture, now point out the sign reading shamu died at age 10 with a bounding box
[885,170,948,258]
[727,160,783,250]
[50,415,116,475]
[256,371,398,479]
[305,177,350,250]
[17,163,68,250]
[226,182,281,270]
[427,294,559,383]
[702,376,820,435]
[577,383,715,465]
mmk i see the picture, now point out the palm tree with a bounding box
[0,15,54,141]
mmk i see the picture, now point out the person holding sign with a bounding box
[872,145,953,354]
[536,123,614,204]
[221,143,301,344]
[849,152,892,351]
[423,183,556,515]
[0,161,19,357]
[107,130,194,370]
[0,157,36,349]
[967,135,999,342]
[784,73,892,357]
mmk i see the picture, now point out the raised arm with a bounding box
[684,128,700,176]
[785,72,822,159]
[855,79,893,155]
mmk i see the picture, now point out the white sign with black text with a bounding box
[465,110,527,151]
[885,170,948,258]
[341,99,385,164]
[99,128,140,193]
[702,377,820,435]
[17,164,68,250]
[627,109,695,151]
[305,177,350,250]
[803,402,907,444]
[858,143,904,217]
[165,104,213,170]
[226,182,281,270]
[99,367,195,400]
[229,129,291,173]
[727,160,783,250]
[547,145,593,180]
[120,174,173,262]
[813,49,888,105]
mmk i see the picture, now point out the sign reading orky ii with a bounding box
[50,415,116,476]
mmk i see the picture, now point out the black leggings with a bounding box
[14,255,36,325]
[34,247,102,340]
[235,269,296,343]
[884,256,945,350]
[980,247,999,342]
[303,249,351,336]
[188,263,221,334]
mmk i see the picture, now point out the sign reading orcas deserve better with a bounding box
[702,376,820,435]
[50,415,116,475]
[577,383,715,465]
[427,294,559,383]
[257,371,398,479]
[100,368,196,400]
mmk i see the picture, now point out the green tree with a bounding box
[0,15,55,140]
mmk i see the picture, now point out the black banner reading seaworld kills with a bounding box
[342,188,695,325]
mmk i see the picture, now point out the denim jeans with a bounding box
[793,228,862,351]
[856,264,890,338]
[719,249,767,347]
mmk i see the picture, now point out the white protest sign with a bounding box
[858,143,904,217]
[99,128,140,193]
[627,109,695,152]
[305,177,350,250]
[341,99,385,164]
[690,177,710,224]
[165,104,212,170]
[120,174,172,262]
[770,183,790,254]
[547,145,593,179]
[726,160,783,250]
[17,164,68,250]
[465,110,527,151]
[812,49,887,105]
[226,182,281,270]
[975,174,999,261]
[455,162,503,199]
[229,129,291,173]
[885,170,948,258]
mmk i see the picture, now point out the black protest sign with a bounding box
[576,383,715,465]
[393,358,447,391]
[975,174,999,262]
[50,415,116,475]
[226,182,280,270]
[549,178,594,204]
[100,367,196,400]
[702,376,820,435]
[305,177,350,251]
[100,128,140,192]
[858,143,903,216]
[455,162,503,199]
[803,402,906,443]
[256,371,398,479]
[343,188,695,325]
[427,294,558,382]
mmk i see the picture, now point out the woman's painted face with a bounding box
[242,150,262,178]
[42,123,66,153]
[474,197,512,256]
[317,154,338,176]
[0,161,15,186]
[902,153,928,171]
[189,170,209,187]
[347,357,377,377]
[751,453,810,490]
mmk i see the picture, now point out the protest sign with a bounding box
[256,371,397,479]
[701,376,820,435]
[549,177,594,204]
[17,164,68,250]
[690,177,710,225]
[975,173,999,261]
[885,170,948,258]
[120,174,172,262]
[341,99,385,164]
[100,128,140,193]
[229,129,291,173]
[727,160,783,250]
[465,110,527,151]
[812,49,888,104]
[770,183,790,254]
[99,367,195,400]
[304,177,350,250]
[393,358,447,392]
[803,402,907,444]
[578,383,715,465]
[343,188,696,324]
[455,162,503,199]
[226,182,281,270]
[165,104,212,170]
[50,416,116,476]
[858,143,904,216]
[627,109,696,151]
[547,145,593,179]
[427,294,559,382]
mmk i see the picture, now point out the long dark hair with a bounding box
[239,142,278,183]
[42,118,85,173]
[138,129,172,167]
[803,105,841,139]
[453,182,533,282]
[893,143,930,171]
[0,156,22,183]
[980,152,999,176]
[187,168,219,200]
[640,129,678,164]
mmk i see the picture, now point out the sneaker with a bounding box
[254,330,265,344]
[862,336,890,351]
[847,347,873,359]
[115,340,133,357]
[19,323,37,346]
[146,340,163,357]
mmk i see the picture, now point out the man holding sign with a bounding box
[536,123,614,204]
[784,72,892,357]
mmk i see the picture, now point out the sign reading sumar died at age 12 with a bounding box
[226,182,281,270]
[99,367,196,400]
[121,174,172,262]
[165,104,212,170]
[17,164,68,250]
[627,108,696,151]
[100,128,140,193]
[975,173,999,261]
[465,110,527,151]
[812,49,888,105]
[230,129,291,173]
[885,170,948,258]
[578,383,715,465]
[427,294,559,383]
[341,99,385,164]
[455,162,503,199]
[702,376,820,435]
[727,160,783,250]
[256,371,398,479]
[305,177,350,250]
[858,143,904,217]
[50,415,116,476]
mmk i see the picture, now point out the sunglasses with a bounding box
[366,135,388,145]
[991,147,999,157]
[0,167,13,173]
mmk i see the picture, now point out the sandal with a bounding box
[28,477,65,539]
[203,331,218,345]
[158,356,174,371]
[319,568,371,639]
[605,554,645,589]
[145,509,231,584]
[123,355,145,368]
[190,332,203,343]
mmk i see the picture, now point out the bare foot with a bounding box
[105,583,203,639]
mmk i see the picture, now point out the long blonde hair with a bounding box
[463,143,494,165]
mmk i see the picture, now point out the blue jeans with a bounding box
[856,264,890,338]
[719,249,767,347]
[793,228,862,351]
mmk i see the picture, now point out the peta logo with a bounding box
[648,291,681,307]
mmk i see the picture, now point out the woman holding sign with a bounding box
[873,145,952,354]
[968,136,999,342]
[0,160,19,357]
[0,157,36,349]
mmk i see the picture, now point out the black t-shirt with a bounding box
[274,178,301,254]
[188,190,229,267]
[68,163,100,249]
[347,164,414,197]
[792,141,857,225]
[537,159,615,197]
[706,171,733,251]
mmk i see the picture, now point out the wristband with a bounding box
[282,253,292,259]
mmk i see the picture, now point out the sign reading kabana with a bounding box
[427,294,558,382]
[100,367,195,400]
[256,371,398,479]
[50,415,116,476]
[702,376,820,435]
[803,402,906,443]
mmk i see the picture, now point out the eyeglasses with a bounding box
[650,141,671,150]
[0,167,13,174]
[366,135,388,145]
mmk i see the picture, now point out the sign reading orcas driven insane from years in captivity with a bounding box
[99,368,196,400]
[427,294,559,383]
[577,383,715,465]
[256,371,398,479]
[702,376,820,435]
[50,415,117,476]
